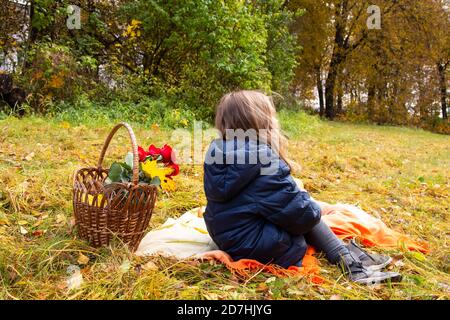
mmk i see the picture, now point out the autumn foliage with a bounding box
[0,0,448,132]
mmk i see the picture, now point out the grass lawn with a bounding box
[0,111,449,300]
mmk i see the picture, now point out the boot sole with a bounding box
[365,257,393,272]
[354,272,402,285]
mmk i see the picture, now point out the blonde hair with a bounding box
[215,90,292,168]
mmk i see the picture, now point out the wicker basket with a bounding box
[72,122,158,251]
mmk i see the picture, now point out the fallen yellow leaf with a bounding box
[56,214,67,225]
[33,220,44,227]
[77,253,90,265]
[24,152,35,161]
[20,226,28,235]
[142,261,158,271]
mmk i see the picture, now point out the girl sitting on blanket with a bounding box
[203,90,402,285]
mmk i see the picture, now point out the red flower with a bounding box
[167,163,179,177]
[140,144,177,170]
[160,144,174,163]
[138,146,149,162]
[148,144,161,157]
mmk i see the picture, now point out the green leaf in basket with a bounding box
[108,162,124,182]
[138,170,146,182]
[120,165,132,183]
[150,176,161,186]
[109,161,135,183]
[121,163,132,172]
[124,152,134,169]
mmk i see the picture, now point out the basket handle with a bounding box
[98,122,139,185]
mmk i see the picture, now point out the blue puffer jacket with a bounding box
[203,139,321,268]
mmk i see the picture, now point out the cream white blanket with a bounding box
[135,207,218,258]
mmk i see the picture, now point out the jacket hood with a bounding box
[203,139,276,202]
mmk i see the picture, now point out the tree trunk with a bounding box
[325,1,346,120]
[336,79,343,115]
[325,58,339,119]
[28,0,38,44]
[0,74,13,95]
[437,62,448,119]
[143,53,153,76]
[367,83,376,120]
[316,68,324,116]
[416,72,429,121]
[24,0,38,69]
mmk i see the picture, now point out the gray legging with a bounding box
[304,220,353,265]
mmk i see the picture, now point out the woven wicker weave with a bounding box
[73,122,157,251]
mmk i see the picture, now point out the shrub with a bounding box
[19,43,97,112]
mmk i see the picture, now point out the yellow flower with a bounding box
[141,160,177,192]
[141,160,173,180]
[160,177,176,192]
